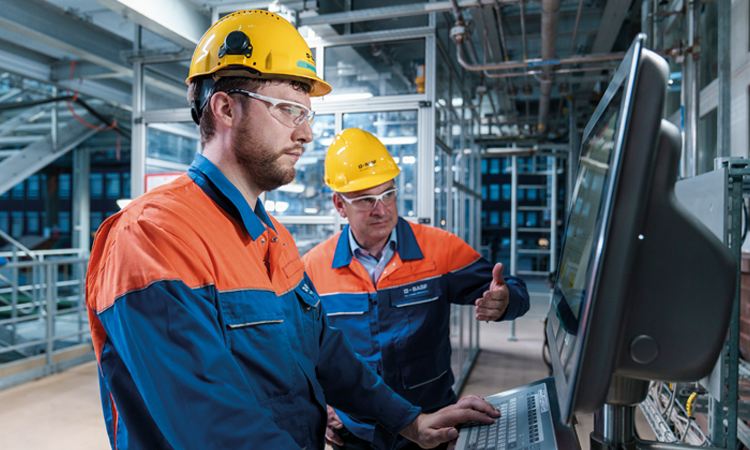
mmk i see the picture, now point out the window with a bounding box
[59,174,71,199]
[481,159,488,174]
[489,184,500,201]
[502,211,511,228]
[59,211,70,233]
[526,212,537,227]
[518,188,525,200]
[481,211,487,225]
[482,185,487,200]
[11,211,23,237]
[11,182,24,199]
[27,175,40,199]
[123,173,131,198]
[0,212,7,233]
[489,211,500,225]
[105,173,121,199]
[90,212,103,234]
[517,212,525,226]
[502,184,511,200]
[528,188,537,200]
[489,158,500,174]
[26,212,39,234]
[91,173,103,199]
[502,158,511,173]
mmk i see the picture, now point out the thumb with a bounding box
[492,263,505,285]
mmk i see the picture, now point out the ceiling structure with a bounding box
[0,0,640,164]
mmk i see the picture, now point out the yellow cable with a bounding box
[686,392,698,418]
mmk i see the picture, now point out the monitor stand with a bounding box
[589,376,723,450]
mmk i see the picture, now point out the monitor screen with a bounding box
[546,33,735,426]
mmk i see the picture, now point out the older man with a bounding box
[303,128,530,450]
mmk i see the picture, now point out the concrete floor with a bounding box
[0,279,653,449]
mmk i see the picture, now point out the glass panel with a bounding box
[147,125,200,165]
[59,211,71,233]
[11,211,23,237]
[26,175,39,199]
[490,211,499,225]
[343,110,418,218]
[266,114,335,216]
[283,223,336,257]
[122,173,131,198]
[59,174,71,199]
[105,173,120,199]
[489,184,499,201]
[144,62,189,111]
[0,212,7,233]
[90,174,103,199]
[90,212,104,234]
[26,212,39,234]
[435,147,450,229]
[11,182,23,199]
[324,39,425,98]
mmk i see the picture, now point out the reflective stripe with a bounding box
[327,311,366,317]
[395,296,439,308]
[406,370,448,390]
[227,319,283,329]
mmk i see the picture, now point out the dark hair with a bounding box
[187,77,312,147]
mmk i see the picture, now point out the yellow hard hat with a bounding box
[325,128,401,193]
[186,10,331,97]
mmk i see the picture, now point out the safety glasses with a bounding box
[225,89,315,128]
[338,188,398,212]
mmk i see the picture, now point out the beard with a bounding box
[231,123,300,192]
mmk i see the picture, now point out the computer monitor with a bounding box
[547,34,736,425]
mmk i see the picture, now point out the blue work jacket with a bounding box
[86,154,420,450]
[302,218,530,443]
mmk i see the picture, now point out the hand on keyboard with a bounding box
[399,395,501,449]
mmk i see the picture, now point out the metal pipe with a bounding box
[454,43,625,72]
[538,0,560,133]
[486,64,619,78]
[493,0,510,61]
[519,0,528,60]
[568,0,584,56]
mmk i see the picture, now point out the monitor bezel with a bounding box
[546,34,669,424]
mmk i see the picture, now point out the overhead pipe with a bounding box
[538,0,561,134]
[452,39,626,72]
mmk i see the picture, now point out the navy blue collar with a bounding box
[332,217,424,269]
[187,153,275,241]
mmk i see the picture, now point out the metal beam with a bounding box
[0,0,186,99]
[590,0,632,53]
[299,0,524,27]
[51,61,124,81]
[0,48,132,107]
[0,113,100,197]
[91,0,211,50]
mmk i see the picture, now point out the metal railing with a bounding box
[0,253,92,391]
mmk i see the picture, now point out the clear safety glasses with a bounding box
[225,89,315,128]
[338,188,398,212]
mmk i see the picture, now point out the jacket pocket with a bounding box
[400,349,451,391]
[388,278,448,359]
[320,293,374,356]
[219,290,296,402]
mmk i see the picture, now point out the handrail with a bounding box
[0,229,38,261]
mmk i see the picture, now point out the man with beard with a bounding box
[85,10,500,450]
[302,129,531,450]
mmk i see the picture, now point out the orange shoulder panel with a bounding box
[408,222,481,274]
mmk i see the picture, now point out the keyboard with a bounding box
[454,383,555,450]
